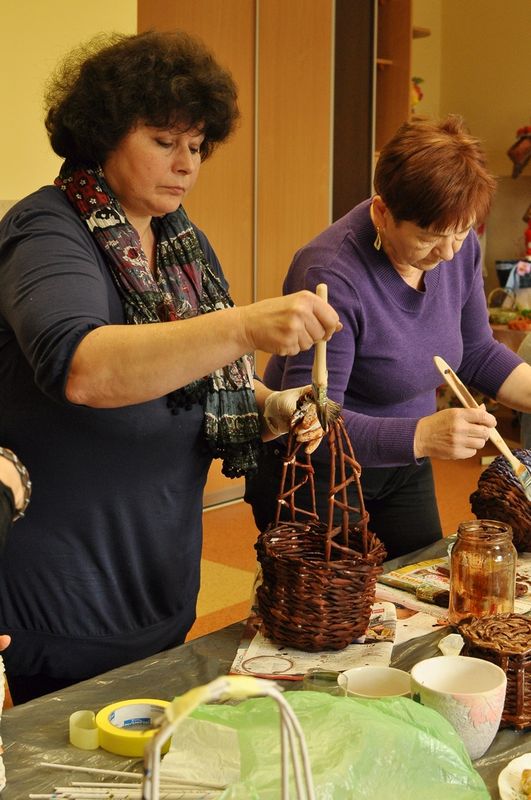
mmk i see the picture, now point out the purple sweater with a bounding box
[264,200,522,467]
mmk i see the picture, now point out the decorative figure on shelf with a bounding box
[410,76,424,113]
[524,204,531,261]
[507,125,531,178]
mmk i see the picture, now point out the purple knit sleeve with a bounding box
[266,220,523,469]
[276,263,420,466]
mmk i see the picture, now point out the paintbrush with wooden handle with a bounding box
[311,283,341,431]
[434,355,531,502]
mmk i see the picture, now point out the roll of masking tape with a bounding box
[70,699,171,757]
[69,709,100,750]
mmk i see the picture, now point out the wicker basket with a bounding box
[459,614,531,730]
[487,287,520,324]
[469,450,531,552]
[255,417,386,652]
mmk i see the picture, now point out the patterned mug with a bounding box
[411,655,506,760]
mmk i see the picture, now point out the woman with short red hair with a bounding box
[247,115,531,559]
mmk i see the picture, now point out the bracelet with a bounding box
[0,447,32,522]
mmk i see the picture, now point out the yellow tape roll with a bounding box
[70,698,170,757]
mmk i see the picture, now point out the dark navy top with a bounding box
[0,186,222,681]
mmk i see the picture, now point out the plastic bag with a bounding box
[167,691,489,799]
[505,261,531,309]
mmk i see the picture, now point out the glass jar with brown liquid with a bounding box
[448,520,517,626]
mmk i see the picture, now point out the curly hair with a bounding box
[374,115,497,231]
[44,30,240,167]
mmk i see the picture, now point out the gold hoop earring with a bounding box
[374,228,382,251]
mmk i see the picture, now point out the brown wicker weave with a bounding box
[255,417,386,652]
[459,614,531,730]
[470,450,531,552]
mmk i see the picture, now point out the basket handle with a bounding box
[326,419,369,559]
[274,436,318,527]
[274,419,370,562]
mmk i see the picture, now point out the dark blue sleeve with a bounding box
[0,190,111,403]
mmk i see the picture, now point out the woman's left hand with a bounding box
[413,406,496,460]
[262,386,325,453]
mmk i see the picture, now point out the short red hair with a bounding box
[373,115,497,231]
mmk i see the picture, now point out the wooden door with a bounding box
[137,0,336,504]
[254,0,333,373]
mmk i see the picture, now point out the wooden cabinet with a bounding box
[333,0,431,217]
[375,0,412,153]
[136,0,427,507]
[332,0,375,220]
[138,0,333,507]
[375,0,431,155]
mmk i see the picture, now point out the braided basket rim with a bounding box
[459,613,531,656]
[257,520,386,570]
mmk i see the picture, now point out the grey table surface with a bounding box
[2,539,529,798]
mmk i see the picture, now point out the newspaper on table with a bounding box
[375,552,531,619]
[230,601,396,680]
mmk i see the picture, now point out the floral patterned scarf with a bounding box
[55,165,260,477]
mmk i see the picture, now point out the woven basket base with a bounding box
[256,520,385,651]
[460,614,531,731]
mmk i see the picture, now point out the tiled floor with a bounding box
[186,501,258,640]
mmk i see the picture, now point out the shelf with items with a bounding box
[375,0,431,154]
[375,0,412,152]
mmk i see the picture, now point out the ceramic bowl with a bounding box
[339,665,410,698]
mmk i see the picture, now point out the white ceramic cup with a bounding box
[338,665,410,698]
[410,655,507,760]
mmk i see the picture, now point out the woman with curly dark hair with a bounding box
[0,30,339,703]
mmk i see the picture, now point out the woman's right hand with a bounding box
[66,290,342,408]
[237,291,342,356]
[0,635,11,650]
[413,406,497,460]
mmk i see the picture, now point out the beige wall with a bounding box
[412,0,528,178]
[138,0,256,309]
[411,0,530,286]
[411,0,442,120]
[440,0,528,179]
[440,0,530,286]
[0,0,137,202]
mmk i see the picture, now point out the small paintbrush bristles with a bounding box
[516,465,531,501]
[316,397,341,431]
